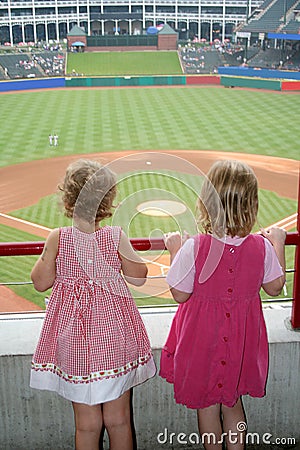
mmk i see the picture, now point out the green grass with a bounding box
[0,224,51,309]
[10,176,297,236]
[67,51,182,76]
[1,88,299,168]
[4,179,297,307]
[1,85,299,309]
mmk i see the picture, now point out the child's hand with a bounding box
[261,227,287,296]
[164,231,182,254]
[260,227,287,246]
[182,230,190,245]
[164,231,190,261]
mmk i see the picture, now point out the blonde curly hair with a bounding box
[197,160,258,238]
[59,159,117,223]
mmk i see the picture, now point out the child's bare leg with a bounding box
[221,398,246,450]
[72,402,103,450]
[197,404,223,450]
[103,390,133,450]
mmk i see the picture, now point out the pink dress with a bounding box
[30,226,156,405]
[160,234,269,409]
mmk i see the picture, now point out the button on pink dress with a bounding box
[160,234,268,409]
[30,226,156,405]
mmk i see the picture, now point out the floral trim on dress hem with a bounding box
[31,352,153,384]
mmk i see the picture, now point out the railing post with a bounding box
[291,173,300,329]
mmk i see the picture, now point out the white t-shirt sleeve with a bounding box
[166,238,196,293]
[263,238,284,284]
[166,236,283,291]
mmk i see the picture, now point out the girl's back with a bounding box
[193,233,265,301]
[30,159,156,449]
[31,224,155,405]
[161,159,286,449]
[161,233,268,409]
[57,225,124,286]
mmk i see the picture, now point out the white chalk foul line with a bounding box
[264,213,297,231]
[0,213,52,232]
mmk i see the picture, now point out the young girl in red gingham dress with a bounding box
[30,159,156,450]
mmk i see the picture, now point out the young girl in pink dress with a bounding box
[160,160,286,450]
[30,159,156,450]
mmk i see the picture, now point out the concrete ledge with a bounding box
[0,307,299,449]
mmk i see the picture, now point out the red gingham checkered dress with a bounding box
[30,226,156,405]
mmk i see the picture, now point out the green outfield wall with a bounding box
[65,75,186,87]
[220,75,281,91]
[1,74,298,92]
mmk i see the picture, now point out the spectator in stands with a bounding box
[160,160,286,450]
[30,159,156,450]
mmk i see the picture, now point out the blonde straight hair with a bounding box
[197,160,258,238]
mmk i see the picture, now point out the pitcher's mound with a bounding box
[137,200,186,217]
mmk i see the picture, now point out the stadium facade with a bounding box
[0,0,263,45]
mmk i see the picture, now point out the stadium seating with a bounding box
[0,51,65,79]
[31,52,65,76]
[284,49,300,70]
[247,48,283,68]
[241,0,299,33]
[180,46,223,74]
[223,47,260,66]
[281,19,300,33]
[0,54,41,79]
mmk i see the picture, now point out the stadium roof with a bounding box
[268,32,300,41]
[68,25,87,37]
[71,41,85,46]
[158,24,177,35]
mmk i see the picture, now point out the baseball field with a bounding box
[0,52,299,310]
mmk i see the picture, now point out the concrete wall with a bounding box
[0,308,300,449]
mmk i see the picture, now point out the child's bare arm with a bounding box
[119,231,148,286]
[165,231,192,303]
[261,227,286,297]
[31,229,59,292]
[170,287,191,303]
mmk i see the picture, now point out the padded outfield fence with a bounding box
[219,66,300,91]
[0,75,218,91]
[1,71,300,92]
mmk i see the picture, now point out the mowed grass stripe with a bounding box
[1,88,300,167]
[67,52,182,76]
[0,223,50,308]
[2,186,297,306]
[1,85,298,307]
[10,172,296,236]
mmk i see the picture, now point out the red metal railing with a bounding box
[0,237,166,256]
[291,177,300,329]
[0,234,298,255]
[0,171,299,325]
[0,230,299,326]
